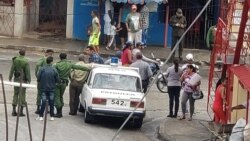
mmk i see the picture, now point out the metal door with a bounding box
[0,1,14,36]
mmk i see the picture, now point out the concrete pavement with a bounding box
[158,118,210,141]
[0,37,212,141]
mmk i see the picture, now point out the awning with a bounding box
[230,65,250,92]
[111,0,166,4]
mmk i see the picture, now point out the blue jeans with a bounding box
[142,28,148,47]
[40,91,55,117]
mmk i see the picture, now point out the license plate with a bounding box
[108,99,128,107]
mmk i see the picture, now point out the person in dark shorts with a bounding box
[118,22,127,45]
[117,4,130,47]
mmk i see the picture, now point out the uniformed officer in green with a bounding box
[54,53,91,118]
[9,49,31,117]
[34,49,54,114]
[169,8,187,61]
[206,25,216,51]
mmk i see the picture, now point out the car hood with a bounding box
[90,89,144,100]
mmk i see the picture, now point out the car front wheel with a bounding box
[78,104,85,113]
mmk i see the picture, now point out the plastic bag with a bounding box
[244,123,250,141]
[229,118,246,141]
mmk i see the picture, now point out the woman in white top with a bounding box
[166,59,183,118]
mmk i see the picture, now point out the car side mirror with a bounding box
[88,83,93,88]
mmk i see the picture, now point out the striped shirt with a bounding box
[140,5,149,29]
[130,60,152,80]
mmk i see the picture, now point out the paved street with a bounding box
[0,48,211,141]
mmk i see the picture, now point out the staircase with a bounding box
[207,0,250,121]
[226,1,250,64]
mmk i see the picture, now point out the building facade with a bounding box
[0,0,220,48]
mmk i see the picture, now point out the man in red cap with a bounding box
[126,4,142,45]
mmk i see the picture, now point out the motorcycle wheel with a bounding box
[156,77,168,93]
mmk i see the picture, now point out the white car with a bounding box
[80,64,146,128]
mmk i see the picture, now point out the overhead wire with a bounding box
[111,0,213,140]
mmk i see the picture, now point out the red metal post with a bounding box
[247,91,249,123]
[233,0,249,64]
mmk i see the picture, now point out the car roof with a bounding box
[91,65,140,77]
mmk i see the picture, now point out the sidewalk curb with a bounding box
[0,43,211,65]
[158,122,173,141]
[0,44,113,58]
[157,119,211,141]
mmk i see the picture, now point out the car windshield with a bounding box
[92,73,141,92]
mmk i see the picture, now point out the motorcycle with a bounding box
[149,53,168,93]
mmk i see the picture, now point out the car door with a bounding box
[81,71,93,108]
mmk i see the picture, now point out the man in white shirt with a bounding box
[126,4,142,45]
[104,0,114,45]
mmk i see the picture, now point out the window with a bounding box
[87,72,93,86]
[92,73,141,92]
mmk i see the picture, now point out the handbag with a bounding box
[192,90,204,100]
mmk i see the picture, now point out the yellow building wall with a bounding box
[230,75,248,123]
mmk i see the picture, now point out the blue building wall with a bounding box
[147,12,172,47]
[73,1,171,47]
[73,0,99,41]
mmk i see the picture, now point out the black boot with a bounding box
[54,107,62,118]
[173,112,178,118]
[167,112,174,118]
[35,105,40,114]
[19,106,25,117]
[12,106,17,116]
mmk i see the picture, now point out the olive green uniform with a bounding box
[35,57,47,106]
[169,14,187,60]
[9,55,31,107]
[206,25,216,50]
[54,59,90,117]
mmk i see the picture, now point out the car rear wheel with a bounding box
[133,118,143,129]
[78,104,85,113]
[84,108,93,123]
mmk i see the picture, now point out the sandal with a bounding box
[105,47,110,50]
[188,117,193,121]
